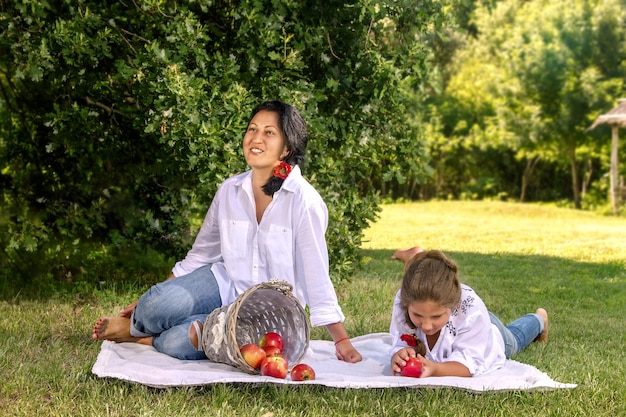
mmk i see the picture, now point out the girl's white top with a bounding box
[172,165,345,327]
[389,284,506,376]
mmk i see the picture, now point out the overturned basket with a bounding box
[201,279,310,374]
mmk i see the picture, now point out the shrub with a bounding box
[0,0,441,288]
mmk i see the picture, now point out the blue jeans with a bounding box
[130,264,222,360]
[489,312,544,359]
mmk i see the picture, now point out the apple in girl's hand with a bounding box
[240,344,266,369]
[400,357,423,378]
[259,332,284,352]
[260,355,288,379]
[262,345,282,357]
[290,363,316,381]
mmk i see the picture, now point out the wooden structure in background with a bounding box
[588,99,626,215]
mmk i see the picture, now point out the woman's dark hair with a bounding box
[248,100,308,196]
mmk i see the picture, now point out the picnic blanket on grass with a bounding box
[92,332,576,392]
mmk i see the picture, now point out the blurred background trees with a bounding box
[1,0,624,290]
[417,0,626,206]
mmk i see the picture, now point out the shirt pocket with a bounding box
[267,224,294,268]
[221,220,250,265]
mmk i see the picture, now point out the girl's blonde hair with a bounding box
[400,250,461,328]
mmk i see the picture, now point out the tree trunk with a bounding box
[568,146,581,209]
[609,126,619,215]
[581,158,593,199]
[520,156,540,202]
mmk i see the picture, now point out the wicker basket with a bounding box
[201,279,310,374]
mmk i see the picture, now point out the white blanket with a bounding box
[92,332,576,392]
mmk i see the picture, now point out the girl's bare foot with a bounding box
[534,308,549,342]
[92,316,143,343]
[391,247,424,267]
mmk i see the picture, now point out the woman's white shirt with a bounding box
[172,165,345,327]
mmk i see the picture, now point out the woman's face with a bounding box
[407,300,451,337]
[243,110,288,172]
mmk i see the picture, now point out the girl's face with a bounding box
[243,110,288,172]
[407,300,451,336]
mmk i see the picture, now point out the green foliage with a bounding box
[421,0,626,204]
[0,0,442,286]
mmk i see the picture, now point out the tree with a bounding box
[0,0,443,285]
[441,0,625,207]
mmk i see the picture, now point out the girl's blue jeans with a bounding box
[129,264,222,360]
[489,312,544,359]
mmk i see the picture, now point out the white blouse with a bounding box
[172,165,345,327]
[389,284,506,376]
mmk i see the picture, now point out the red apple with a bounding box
[290,363,316,381]
[240,344,266,369]
[260,355,288,379]
[400,357,423,378]
[259,332,284,353]
[262,345,282,357]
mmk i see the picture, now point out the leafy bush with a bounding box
[0,0,441,288]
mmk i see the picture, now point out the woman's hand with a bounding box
[326,323,362,363]
[119,300,138,318]
[335,339,363,363]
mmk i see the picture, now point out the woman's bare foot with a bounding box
[391,247,424,267]
[534,308,549,342]
[92,316,144,343]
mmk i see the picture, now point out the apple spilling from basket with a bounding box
[239,331,316,381]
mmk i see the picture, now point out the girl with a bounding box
[93,100,362,364]
[390,248,548,377]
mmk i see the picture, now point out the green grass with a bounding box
[1,201,625,416]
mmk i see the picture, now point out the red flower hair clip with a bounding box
[273,161,292,180]
[400,333,418,347]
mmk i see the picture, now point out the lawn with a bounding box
[1,201,625,416]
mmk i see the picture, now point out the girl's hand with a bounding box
[335,340,363,363]
[119,300,138,318]
[392,351,437,378]
[391,347,417,375]
[415,354,435,378]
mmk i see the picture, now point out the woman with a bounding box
[93,100,362,363]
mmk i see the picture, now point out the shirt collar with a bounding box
[235,165,302,193]
[279,164,301,193]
